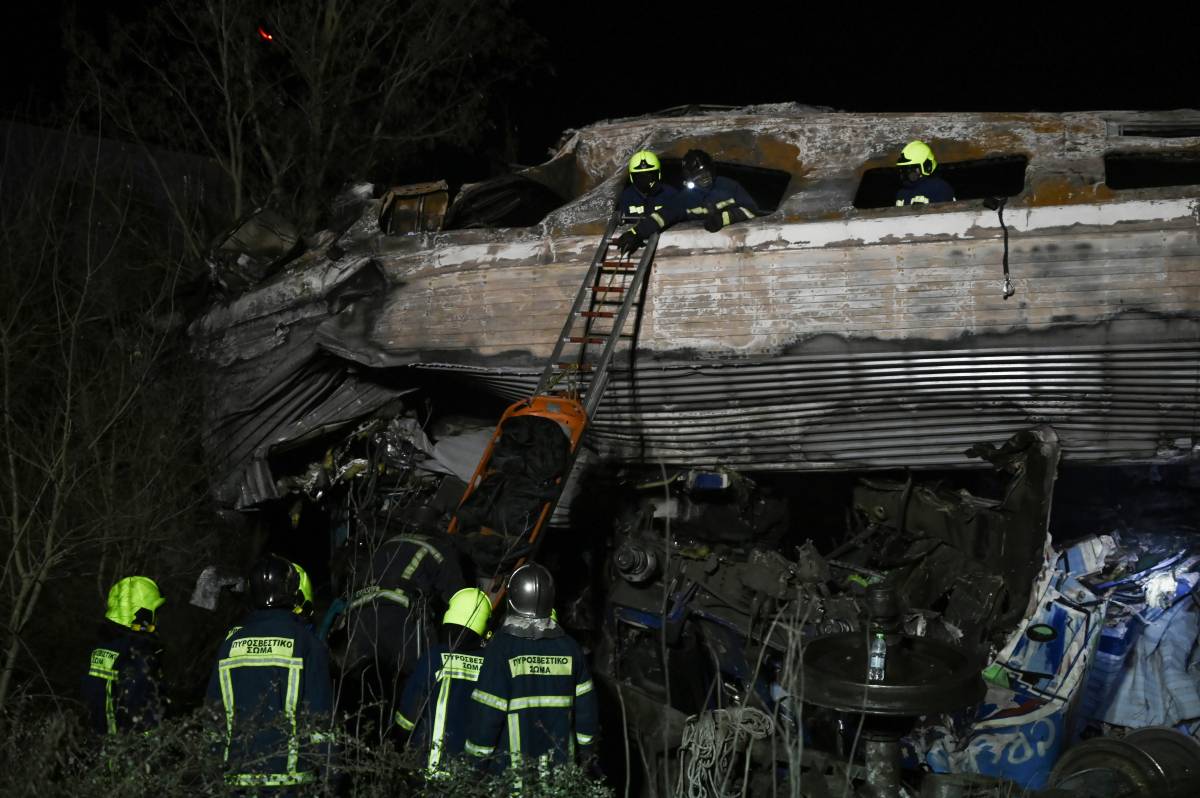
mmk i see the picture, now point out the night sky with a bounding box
[507,10,1200,163]
[4,4,1199,169]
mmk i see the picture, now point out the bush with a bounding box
[0,700,612,798]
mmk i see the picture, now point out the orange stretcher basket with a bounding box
[446,393,588,556]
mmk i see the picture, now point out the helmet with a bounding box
[249,554,303,611]
[106,576,165,631]
[292,562,314,618]
[628,150,662,196]
[897,140,937,176]
[444,588,492,636]
[506,563,555,619]
[682,149,715,190]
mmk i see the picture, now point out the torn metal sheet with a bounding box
[850,426,1061,639]
[206,358,418,508]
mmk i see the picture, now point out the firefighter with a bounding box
[617,149,678,220]
[464,563,598,772]
[395,587,493,772]
[616,148,759,254]
[894,140,956,206]
[82,576,167,735]
[342,518,464,736]
[207,554,333,791]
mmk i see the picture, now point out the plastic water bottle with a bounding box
[868,633,887,682]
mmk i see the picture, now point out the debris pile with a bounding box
[595,425,1200,796]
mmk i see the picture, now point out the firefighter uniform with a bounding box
[396,642,485,769]
[343,533,463,728]
[82,622,165,735]
[894,140,956,206]
[624,175,759,246]
[464,626,598,769]
[618,182,679,220]
[895,174,956,206]
[206,608,333,789]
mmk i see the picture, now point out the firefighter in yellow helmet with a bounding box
[81,576,167,735]
[895,140,956,206]
[618,150,678,220]
[616,148,760,254]
[396,587,493,772]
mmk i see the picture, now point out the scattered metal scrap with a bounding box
[594,425,1200,796]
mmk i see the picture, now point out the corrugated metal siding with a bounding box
[208,357,417,507]
[414,336,1200,470]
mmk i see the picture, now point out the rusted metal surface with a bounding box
[192,107,1200,504]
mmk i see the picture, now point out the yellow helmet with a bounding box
[105,576,165,631]
[443,588,492,636]
[897,140,937,176]
[628,150,662,195]
[292,563,314,617]
[628,150,661,175]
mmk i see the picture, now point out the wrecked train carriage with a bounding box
[192,105,1200,509]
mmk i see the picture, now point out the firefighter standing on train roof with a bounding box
[206,555,333,791]
[82,576,167,736]
[618,149,678,219]
[396,587,493,772]
[464,563,598,771]
[894,140,956,206]
[616,148,760,254]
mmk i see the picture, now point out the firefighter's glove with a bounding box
[704,211,725,233]
[616,229,643,256]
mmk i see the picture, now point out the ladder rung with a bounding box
[580,311,615,318]
[566,328,633,338]
[556,363,593,371]
[588,285,626,292]
[602,261,636,269]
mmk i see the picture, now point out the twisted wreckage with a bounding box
[192,105,1200,794]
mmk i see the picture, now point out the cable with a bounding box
[676,707,775,798]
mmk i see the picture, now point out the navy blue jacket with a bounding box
[396,640,486,770]
[206,609,333,789]
[629,175,759,240]
[345,533,464,678]
[82,622,164,735]
[464,628,598,769]
[618,182,678,220]
[895,175,956,206]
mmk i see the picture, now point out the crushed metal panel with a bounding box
[378,180,448,235]
[206,355,417,508]
[851,426,1061,636]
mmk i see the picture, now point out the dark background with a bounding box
[5,5,1199,173]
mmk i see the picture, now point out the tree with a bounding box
[67,0,537,229]
[0,115,219,710]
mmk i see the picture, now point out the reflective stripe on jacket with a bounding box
[206,609,333,786]
[81,622,164,735]
[396,643,486,770]
[629,175,759,239]
[618,183,678,219]
[350,534,462,609]
[464,629,598,768]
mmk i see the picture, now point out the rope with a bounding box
[676,707,775,798]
